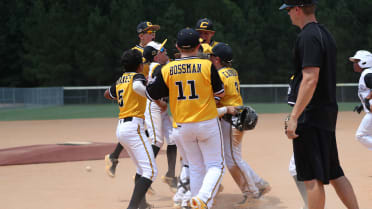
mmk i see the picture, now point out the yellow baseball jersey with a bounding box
[146,56,224,123]
[217,67,243,108]
[132,45,150,77]
[108,72,147,119]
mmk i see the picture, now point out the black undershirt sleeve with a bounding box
[133,73,147,85]
[364,73,372,89]
[210,64,224,94]
[109,82,117,98]
[146,69,169,101]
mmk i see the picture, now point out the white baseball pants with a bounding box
[116,117,157,181]
[356,112,372,150]
[221,119,262,196]
[145,100,175,148]
[173,117,225,208]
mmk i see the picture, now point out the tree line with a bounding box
[1,0,372,87]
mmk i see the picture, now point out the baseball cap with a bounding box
[212,43,233,63]
[143,39,167,62]
[176,28,200,49]
[136,21,160,34]
[349,50,372,69]
[279,0,317,10]
[195,18,214,31]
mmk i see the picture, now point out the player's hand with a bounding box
[285,115,299,140]
[226,106,239,115]
[154,100,167,112]
[353,104,363,114]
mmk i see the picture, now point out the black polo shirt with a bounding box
[293,22,338,131]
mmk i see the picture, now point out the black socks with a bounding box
[110,143,123,159]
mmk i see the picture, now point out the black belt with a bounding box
[120,117,133,123]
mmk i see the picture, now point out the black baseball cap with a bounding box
[212,43,233,62]
[176,28,200,49]
[195,18,214,31]
[136,21,160,33]
[279,0,317,10]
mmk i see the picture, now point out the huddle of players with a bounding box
[104,18,271,209]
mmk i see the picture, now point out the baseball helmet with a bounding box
[349,50,372,69]
[195,18,214,31]
[279,0,317,10]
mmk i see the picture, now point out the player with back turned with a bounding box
[280,0,359,208]
[104,49,157,209]
[105,21,160,178]
[146,28,225,209]
[210,43,271,208]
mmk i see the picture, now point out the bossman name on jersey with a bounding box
[169,63,202,75]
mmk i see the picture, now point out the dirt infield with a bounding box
[0,113,371,209]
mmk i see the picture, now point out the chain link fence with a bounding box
[0,84,359,108]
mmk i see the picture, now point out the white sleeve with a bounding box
[217,107,227,117]
[132,80,146,97]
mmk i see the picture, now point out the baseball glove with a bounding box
[231,106,258,131]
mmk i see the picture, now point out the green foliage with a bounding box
[2,0,372,87]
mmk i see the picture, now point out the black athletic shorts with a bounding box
[293,125,344,184]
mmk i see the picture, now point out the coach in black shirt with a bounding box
[280,0,359,209]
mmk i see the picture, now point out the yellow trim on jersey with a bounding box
[161,57,218,123]
[132,45,150,77]
[137,125,155,180]
[217,67,243,108]
[116,72,147,119]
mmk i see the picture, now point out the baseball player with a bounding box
[210,43,271,208]
[195,18,219,55]
[142,40,179,192]
[349,50,372,150]
[146,28,226,209]
[104,49,157,209]
[105,21,160,178]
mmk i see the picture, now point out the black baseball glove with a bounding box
[231,106,258,131]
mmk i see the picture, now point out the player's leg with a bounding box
[104,142,123,177]
[174,126,205,196]
[173,129,191,208]
[304,180,325,209]
[162,113,178,192]
[117,119,158,209]
[330,176,359,209]
[192,118,225,209]
[145,101,164,157]
[355,113,372,150]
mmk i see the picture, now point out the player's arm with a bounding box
[132,74,147,97]
[217,106,238,117]
[286,67,319,139]
[104,82,117,100]
[211,64,225,97]
[146,68,169,101]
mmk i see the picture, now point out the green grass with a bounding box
[0,102,360,121]
[0,104,118,121]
